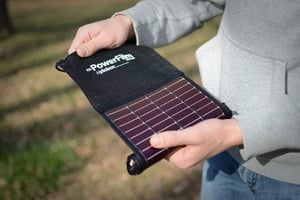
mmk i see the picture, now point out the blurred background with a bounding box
[0,0,221,199]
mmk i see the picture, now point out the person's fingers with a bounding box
[68,21,102,56]
[68,29,122,57]
[68,28,88,55]
[76,32,121,57]
[75,45,88,57]
[75,40,97,57]
[150,129,195,149]
[68,39,81,55]
[165,147,194,169]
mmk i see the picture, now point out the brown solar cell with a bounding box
[104,77,230,175]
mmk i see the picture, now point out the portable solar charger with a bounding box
[56,44,232,175]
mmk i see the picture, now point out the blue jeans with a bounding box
[201,152,300,200]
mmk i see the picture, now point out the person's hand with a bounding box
[68,14,134,57]
[150,118,243,169]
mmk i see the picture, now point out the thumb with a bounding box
[76,45,89,57]
[150,130,187,149]
[76,37,103,57]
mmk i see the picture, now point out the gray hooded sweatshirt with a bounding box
[118,0,300,184]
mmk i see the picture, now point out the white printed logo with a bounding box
[85,53,136,75]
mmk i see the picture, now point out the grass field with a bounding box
[0,0,220,199]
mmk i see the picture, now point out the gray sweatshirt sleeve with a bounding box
[115,0,224,47]
[236,95,300,158]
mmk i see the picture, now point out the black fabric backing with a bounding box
[56,45,183,113]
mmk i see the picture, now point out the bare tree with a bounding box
[0,0,13,37]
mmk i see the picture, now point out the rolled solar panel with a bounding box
[56,44,232,175]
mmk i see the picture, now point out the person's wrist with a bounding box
[113,14,135,40]
[222,118,243,148]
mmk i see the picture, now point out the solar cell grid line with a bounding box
[120,118,145,135]
[123,105,156,134]
[202,106,221,118]
[108,105,147,137]
[131,92,178,124]
[130,127,152,141]
[167,78,190,93]
[124,105,168,162]
[138,122,181,152]
[148,114,175,132]
[107,106,132,121]
[166,105,202,129]
[182,91,201,104]
[135,108,178,156]
[153,79,205,128]
[140,107,165,123]
[131,93,181,162]
[173,81,225,120]
[132,118,172,146]
[186,95,207,109]
[126,123,150,139]
[197,101,218,116]
[118,114,141,129]
[106,96,170,161]
[129,96,152,112]
[142,96,180,131]
[131,100,157,118]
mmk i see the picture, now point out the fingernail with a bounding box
[150,135,162,147]
[78,46,88,57]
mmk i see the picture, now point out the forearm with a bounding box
[112,14,135,41]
